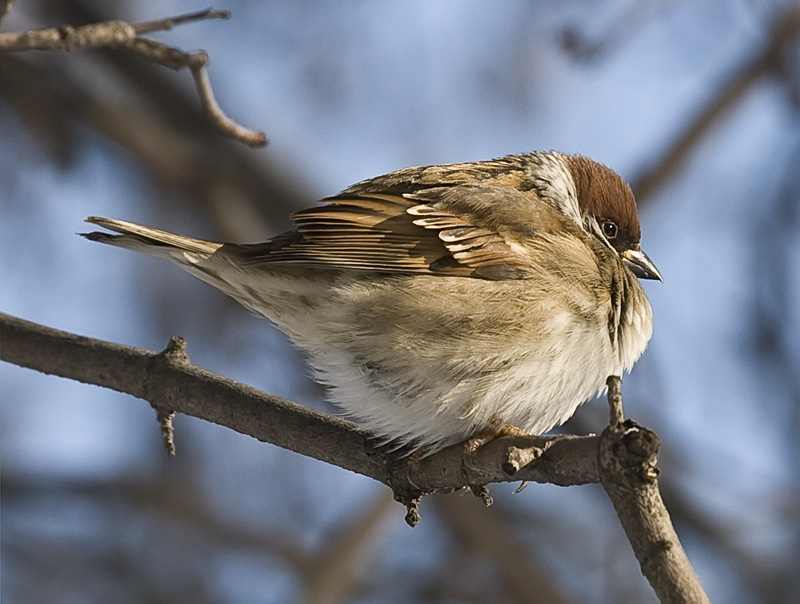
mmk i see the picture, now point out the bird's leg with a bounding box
[462,418,529,505]
[464,417,529,453]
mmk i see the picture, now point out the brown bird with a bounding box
[84,151,660,453]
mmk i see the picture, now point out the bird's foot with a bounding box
[464,418,528,453]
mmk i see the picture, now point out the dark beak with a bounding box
[623,248,662,281]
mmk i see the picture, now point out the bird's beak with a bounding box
[623,248,662,281]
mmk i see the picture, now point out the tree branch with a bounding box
[0,0,16,23]
[600,379,711,603]
[0,9,267,147]
[631,7,800,201]
[0,312,709,601]
[0,312,598,501]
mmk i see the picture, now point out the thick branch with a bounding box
[0,312,598,495]
[0,9,267,147]
[632,8,800,201]
[1,312,710,601]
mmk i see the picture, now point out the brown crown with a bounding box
[563,155,641,246]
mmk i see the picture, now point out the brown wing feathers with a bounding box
[246,191,532,279]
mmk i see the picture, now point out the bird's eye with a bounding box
[602,221,618,240]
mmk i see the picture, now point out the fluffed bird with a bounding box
[83,151,660,454]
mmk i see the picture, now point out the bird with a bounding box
[83,151,660,454]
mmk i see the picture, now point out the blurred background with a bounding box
[2,1,800,603]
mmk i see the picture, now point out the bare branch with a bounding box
[599,420,711,603]
[1,20,127,51]
[0,8,226,51]
[0,9,267,147]
[0,311,710,601]
[0,312,599,497]
[188,53,268,147]
[632,7,800,201]
[606,374,624,427]
[0,0,16,23]
[436,495,577,604]
[132,8,230,35]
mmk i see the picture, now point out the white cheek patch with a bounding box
[532,154,582,227]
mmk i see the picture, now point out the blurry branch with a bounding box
[2,472,301,563]
[435,495,577,604]
[661,476,787,598]
[0,0,15,22]
[1,312,709,603]
[0,52,302,242]
[632,7,800,201]
[560,5,800,204]
[2,473,249,603]
[560,0,672,62]
[299,492,396,604]
[1,472,389,603]
[0,8,267,147]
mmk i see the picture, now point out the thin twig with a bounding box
[148,336,188,457]
[0,8,227,50]
[0,9,267,147]
[132,8,230,35]
[606,374,624,428]
[156,410,177,457]
[189,53,268,147]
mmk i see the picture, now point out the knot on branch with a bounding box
[160,336,189,364]
[598,419,661,486]
[145,336,190,456]
[64,20,136,49]
[469,484,494,507]
[378,450,425,527]
[502,444,545,474]
[386,469,424,527]
[379,435,566,526]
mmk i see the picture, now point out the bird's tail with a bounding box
[81,216,222,260]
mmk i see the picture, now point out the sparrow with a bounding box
[83,151,660,454]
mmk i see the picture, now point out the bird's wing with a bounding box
[242,185,548,280]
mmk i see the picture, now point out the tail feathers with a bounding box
[82,216,222,258]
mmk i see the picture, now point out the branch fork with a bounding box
[0,8,267,147]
